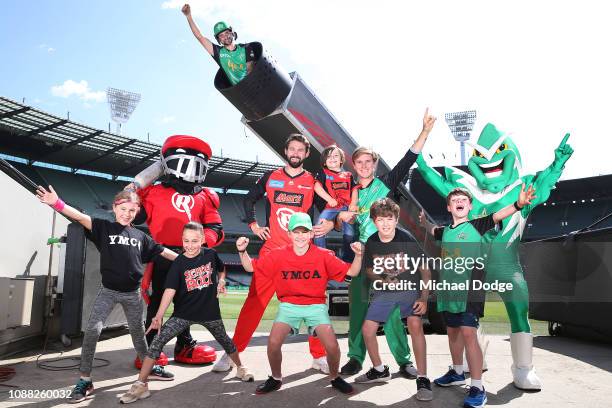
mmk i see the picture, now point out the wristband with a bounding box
[52,198,65,212]
[513,201,522,211]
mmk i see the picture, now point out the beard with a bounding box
[286,156,304,168]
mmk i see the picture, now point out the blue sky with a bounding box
[2,0,611,179]
[1,0,286,164]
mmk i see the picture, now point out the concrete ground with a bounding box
[1,330,611,408]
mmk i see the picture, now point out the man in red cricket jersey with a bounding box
[212,134,330,373]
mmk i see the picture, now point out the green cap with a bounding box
[288,212,313,231]
[214,21,231,37]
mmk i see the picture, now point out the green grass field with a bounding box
[165,291,547,335]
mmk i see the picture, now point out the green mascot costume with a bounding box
[416,123,573,390]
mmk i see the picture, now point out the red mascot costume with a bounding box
[132,135,224,367]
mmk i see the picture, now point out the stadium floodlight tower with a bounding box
[106,87,141,135]
[445,110,477,166]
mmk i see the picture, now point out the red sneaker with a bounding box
[134,352,168,369]
[174,343,216,364]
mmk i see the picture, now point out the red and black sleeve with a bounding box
[243,170,271,226]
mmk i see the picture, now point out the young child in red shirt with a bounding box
[237,212,363,395]
[313,145,359,258]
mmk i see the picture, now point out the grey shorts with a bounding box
[365,299,420,323]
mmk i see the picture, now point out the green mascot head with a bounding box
[467,123,522,193]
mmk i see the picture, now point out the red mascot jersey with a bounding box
[138,184,224,248]
[243,168,315,252]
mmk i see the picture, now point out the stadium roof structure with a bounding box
[0,96,279,191]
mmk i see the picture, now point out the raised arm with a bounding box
[415,152,457,198]
[525,133,573,210]
[182,4,214,56]
[383,108,436,191]
[493,183,536,223]
[346,242,363,277]
[36,185,92,231]
[236,236,254,272]
[411,108,437,154]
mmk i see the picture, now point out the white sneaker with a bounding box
[311,357,330,374]
[119,381,150,404]
[236,366,255,382]
[212,353,234,372]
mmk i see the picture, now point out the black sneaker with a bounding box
[256,376,282,394]
[68,378,93,403]
[416,377,433,401]
[398,362,418,379]
[340,358,362,375]
[354,366,391,383]
[331,377,354,394]
[149,364,175,381]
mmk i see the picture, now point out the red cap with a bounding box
[161,135,212,158]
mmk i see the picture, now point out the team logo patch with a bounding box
[171,193,195,218]
[276,207,295,231]
[273,191,304,207]
[268,179,285,188]
[326,174,334,180]
[331,181,349,190]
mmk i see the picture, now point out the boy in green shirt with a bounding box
[420,184,535,408]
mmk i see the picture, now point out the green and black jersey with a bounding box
[212,43,256,86]
[433,214,498,315]
[355,149,418,242]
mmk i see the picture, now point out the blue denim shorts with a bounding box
[443,311,480,328]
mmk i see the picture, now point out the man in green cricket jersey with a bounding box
[182,4,256,86]
[313,109,436,376]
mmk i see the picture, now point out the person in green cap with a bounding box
[236,212,364,395]
[182,3,256,86]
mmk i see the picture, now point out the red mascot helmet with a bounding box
[160,135,212,184]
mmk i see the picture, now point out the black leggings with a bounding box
[146,256,194,348]
[147,317,236,360]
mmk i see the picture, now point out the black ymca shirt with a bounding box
[164,249,224,322]
[88,218,164,292]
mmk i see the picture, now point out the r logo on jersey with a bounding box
[273,191,304,207]
[276,208,295,231]
[171,193,195,221]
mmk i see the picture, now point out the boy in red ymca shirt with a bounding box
[236,212,363,395]
[214,134,329,373]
